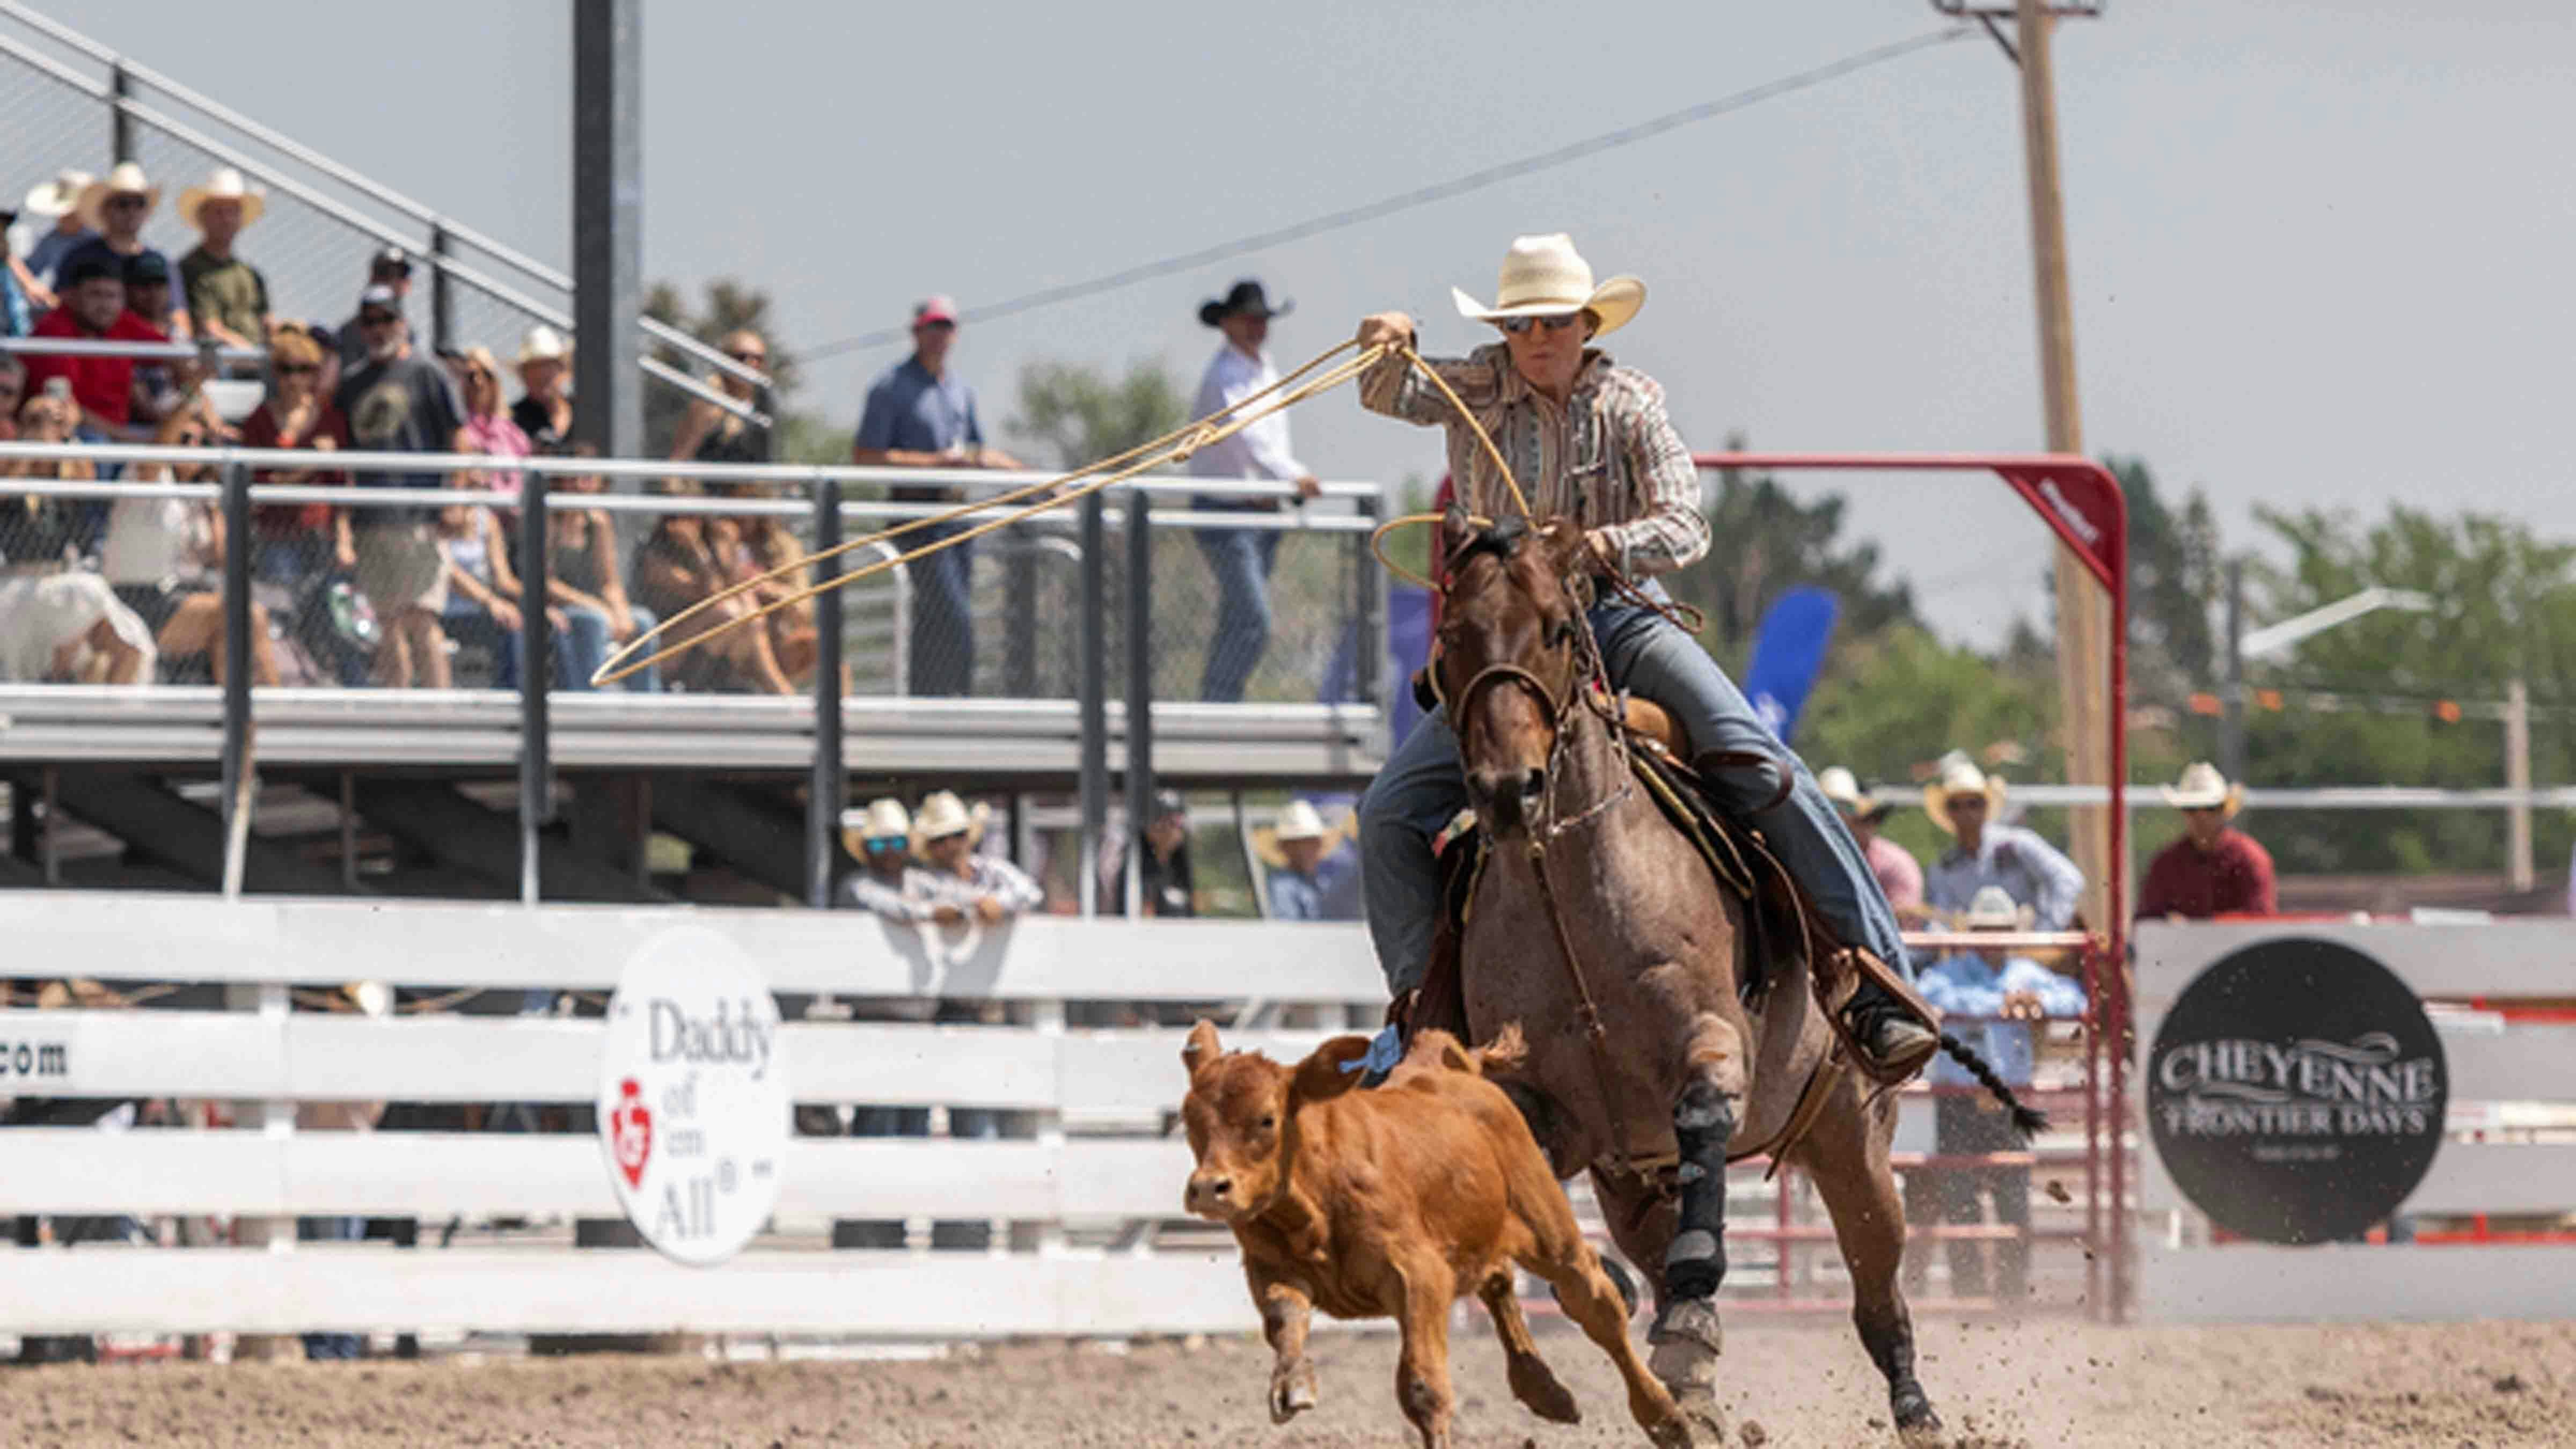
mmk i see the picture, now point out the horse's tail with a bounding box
[1936,1033,2050,1139]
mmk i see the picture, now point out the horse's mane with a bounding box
[1443,516,1533,582]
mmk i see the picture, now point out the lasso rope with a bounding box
[590,337,1532,687]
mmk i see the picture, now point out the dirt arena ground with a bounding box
[2,1317,2567,1447]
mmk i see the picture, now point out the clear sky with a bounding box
[21,1,2576,648]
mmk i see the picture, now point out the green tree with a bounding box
[2106,456,2223,711]
[641,278,840,465]
[1007,357,1188,469]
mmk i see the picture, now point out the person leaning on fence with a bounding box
[102,394,283,685]
[510,325,573,450]
[2137,762,2277,920]
[22,253,166,443]
[910,792,1042,1250]
[851,296,1027,698]
[1821,766,1930,926]
[175,167,272,353]
[335,281,468,687]
[1922,755,2085,931]
[1187,279,1322,702]
[58,163,189,341]
[20,169,95,288]
[544,443,659,692]
[0,392,155,684]
[1902,884,2086,1305]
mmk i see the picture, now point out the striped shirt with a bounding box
[1359,343,1708,578]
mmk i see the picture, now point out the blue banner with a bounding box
[1740,586,1840,745]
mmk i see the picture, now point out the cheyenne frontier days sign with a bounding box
[2147,937,2447,1244]
[597,926,791,1265]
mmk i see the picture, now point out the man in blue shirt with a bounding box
[1264,799,1346,921]
[851,296,1026,697]
[1904,885,2087,1305]
[1922,755,2085,931]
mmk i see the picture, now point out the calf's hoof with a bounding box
[1268,1357,1319,1424]
[1505,1352,1580,1424]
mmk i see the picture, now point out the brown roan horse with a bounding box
[1432,512,1940,1442]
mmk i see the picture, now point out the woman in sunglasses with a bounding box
[1349,232,1936,1080]
[666,327,771,471]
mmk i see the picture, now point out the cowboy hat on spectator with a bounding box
[177,167,265,230]
[911,791,990,848]
[1818,766,1891,823]
[839,797,911,862]
[516,324,570,368]
[75,162,160,228]
[1198,279,1291,327]
[1451,233,1644,338]
[2161,760,2243,817]
[1253,797,1353,869]
[21,169,92,218]
[1923,756,2009,835]
[1959,884,2035,932]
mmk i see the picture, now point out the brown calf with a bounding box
[1181,1021,1690,1448]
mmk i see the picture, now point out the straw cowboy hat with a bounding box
[21,169,92,219]
[1451,233,1644,338]
[2161,760,2243,817]
[1818,766,1891,822]
[1252,797,1352,869]
[1959,884,2035,932]
[75,162,160,228]
[1923,756,2009,835]
[177,167,266,230]
[840,797,911,861]
[515,324,571,368]
[911,791,990,847]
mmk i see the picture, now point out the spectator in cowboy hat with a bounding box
[913,790,1043,926]
[2136,761,2276,920]
[336,247,415,368]
[176,167,272,351]
[1821,766,1927,924]
[1922,753,2084,932]
[838,797,937,924]
[1904,884,2086,1305]
[1262,799,1348,923]
[1188,278,1320,702]
[510,324,573,450]
[852,295,1027,696]
[61,162,188,340]
[22,169,97,288]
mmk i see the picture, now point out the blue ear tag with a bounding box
[1342,1023,1405,1075]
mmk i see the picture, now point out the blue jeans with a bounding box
[559,602,661,692]
[906,523,975,697]
[1195,525,1282,702]
[1358,590,1908,994]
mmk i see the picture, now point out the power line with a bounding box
[795,26,1971,364]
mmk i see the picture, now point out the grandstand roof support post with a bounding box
[517,479,552,906]
[1356,491,1384,713]
[218,460,253,898]
[1123,487,1153,918]
[571,0,642,463]
[428,222,455,357]
[109,61,133,163]
[807,477,845,910]
[1078,491,1108,917]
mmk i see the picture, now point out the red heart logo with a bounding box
[610,1077,653,1190]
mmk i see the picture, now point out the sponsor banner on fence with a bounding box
[597,925,790,1266]
[2146,936,2446,1243]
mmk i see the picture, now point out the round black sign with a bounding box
[2147,937,2447,1245]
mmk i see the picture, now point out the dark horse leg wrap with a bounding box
[1663,1079,1736,1302]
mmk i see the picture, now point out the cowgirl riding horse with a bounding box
[1352,232,1937,1083]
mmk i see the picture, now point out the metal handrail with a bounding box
[1,336,268,363]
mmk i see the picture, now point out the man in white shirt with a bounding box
[1188,280,1320,701]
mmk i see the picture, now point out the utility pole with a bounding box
[2221,560,2246,785]
[1949,0,2110,925]
[2506,678,2533,893]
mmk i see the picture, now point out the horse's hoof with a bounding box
[1891,1380,1941,1440]
[1268,1358,1319,1424]
[1505,1352,1580,1424]
[1659,1385,1728,1447]
[1649,1294,1725,1357]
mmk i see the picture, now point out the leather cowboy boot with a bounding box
[1843,982,1939,1078]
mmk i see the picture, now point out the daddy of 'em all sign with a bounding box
[2147,936,2446,1244]
[597,925,790,1266]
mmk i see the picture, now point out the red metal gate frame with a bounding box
[1695,452,2132,1318]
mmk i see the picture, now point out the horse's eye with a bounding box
[1257,1114,1277,1132]
[1549,618,1575,647]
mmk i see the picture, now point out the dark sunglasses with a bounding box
[1496,313,1586,336]
[358,312,399,328]
[105,195,149,211]
[914,320,956,334]
[862,836,906,852]
[275,362,320,377]
[726,349,767,365]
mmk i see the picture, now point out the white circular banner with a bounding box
[596,925,790,1266]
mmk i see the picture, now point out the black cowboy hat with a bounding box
[1198,279,1291,327]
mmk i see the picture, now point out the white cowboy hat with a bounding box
[2161,760,2243,816]
[1959,884,2035,932]
[1818,766,1891,821]
[1451,233,1644,338]
[515,324,571,367]
[22,169,92,219]
[74,162,160,229]
[1274,799,1328,844]
[177,167,265,230]
[839,797,911,860]
[1923,756,2009,836]
[911,791,990,847]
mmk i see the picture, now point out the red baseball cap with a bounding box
[911,295,960,326]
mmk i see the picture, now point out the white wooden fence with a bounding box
[0,893,1380,1337]
[2133,920,2576,1323]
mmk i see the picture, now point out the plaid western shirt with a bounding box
[1360,342,1709,577]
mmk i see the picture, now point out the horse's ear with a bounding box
[1182,1019,1224,1081]
[1538,518,1587,575]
